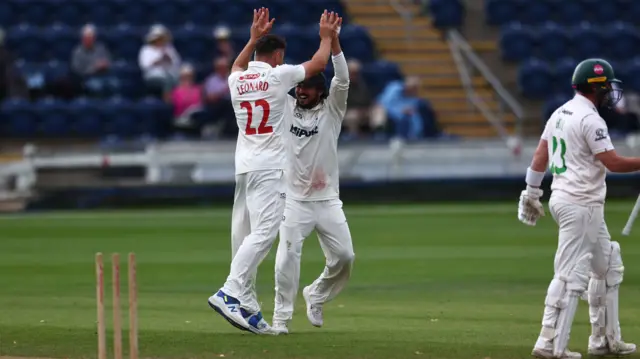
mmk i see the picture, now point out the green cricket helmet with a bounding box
[571,58,622,109]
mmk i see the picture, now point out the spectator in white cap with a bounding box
[138,24,181,97]
[213,25,235,60]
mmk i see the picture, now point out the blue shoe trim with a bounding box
[208,291,251,333]
[247,311,264,329]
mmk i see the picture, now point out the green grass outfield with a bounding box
[2,202,640,359]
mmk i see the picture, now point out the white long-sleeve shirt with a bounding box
[285,52,349,201]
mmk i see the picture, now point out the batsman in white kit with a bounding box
[271,20,354,335]
[208,8,341,334]
[518,58,639,359]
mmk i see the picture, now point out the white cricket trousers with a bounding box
[273,198,355,322]
[222,169,286,314]
[535,197,614,351]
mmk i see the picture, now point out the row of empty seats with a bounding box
[0,0,347,27]
[500,22,640,62]
[1,97,174,137]
[517,58,640,99]
[426,0,463,28]
[486,0,640,26]
[6,23,375,64]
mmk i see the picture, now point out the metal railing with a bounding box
[447,29,525,145]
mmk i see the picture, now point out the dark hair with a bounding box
[255,34,286,56]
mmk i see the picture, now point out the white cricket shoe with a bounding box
[272,320,289,335]
[532,347,581,359]
[588,341,636,356]
[302,286,323,327]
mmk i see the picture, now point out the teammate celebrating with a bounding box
[518,58,637,358]
[271,16,354,335]
[208,8,341,334]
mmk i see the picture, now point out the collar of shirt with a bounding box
[248,61,272,69]
[574,93,597,113]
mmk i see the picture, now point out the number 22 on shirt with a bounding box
[550,135,567,174]
[241,100,272,135]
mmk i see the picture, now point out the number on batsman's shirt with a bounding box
[228,61,306,175]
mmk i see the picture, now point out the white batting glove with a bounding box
[518,185,545,226]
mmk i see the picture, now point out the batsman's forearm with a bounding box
[232,38,258,72]
[607,156,640,173]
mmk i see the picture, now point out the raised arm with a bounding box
[327,21,350,115]
[231,8,274,73]
[300,11,341,80]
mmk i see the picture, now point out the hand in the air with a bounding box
[319,10,341,39]
[518,186,545,226]
[250,7,275,40]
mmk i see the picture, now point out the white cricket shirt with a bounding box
[542,94,614,205]
[285,52,349,201]
[228,61,306,174]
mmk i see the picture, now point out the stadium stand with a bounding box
[488,0,640,132]
[0,0,406,140]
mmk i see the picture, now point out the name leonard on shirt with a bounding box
[237,72,269,95]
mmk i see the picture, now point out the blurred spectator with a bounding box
[374,76,440,140]
[71,24,118,97]
[0,28,27,101]
[203,57,230,104]
[344,59,373,136]
[213,26,236,60]
[169,64,205,136]
[139,24,181,98]
[202,56,235,138]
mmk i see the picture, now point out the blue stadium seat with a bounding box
[605,22,640,60]
[70,97,105,136]
[184,0,218,25]
[86,1,117,27]
[149,0,188,26]
[485,0,517,26]
[104,24,143,61]
[582,0,620,24]
[37,98,71,137]
[103,97,139,137]
[111,60,143,99]
[499,22,533,62]
[116,0,152,25]
[42,25,76,62]
[1,98,37,137]
[543,94,571,122]
[428,0,464,28]
[537,22,570,60]
[12,0,52,26]
[553,58,578,95]
[361,60,403,97]
[569,23,603,59]
[44,60,70,85]
[15,60,46,91]
[273,23,308,63]
[520,1,552,25]
[7,25,46,62]
[340,24,375,63]
[555,0,586,25]
[623,57,640,92]
[0,1,16,27]
[173,25,211,63]
[621,0,640,24]
[50,0,86,26]
[136,97,172,136]
[518,58,553,99]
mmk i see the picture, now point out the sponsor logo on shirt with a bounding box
[595,128,608,141]
[290,124,318,138]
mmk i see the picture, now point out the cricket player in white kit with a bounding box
[208,8,342,334]
[270,20,354,335]
[518,58,638,359]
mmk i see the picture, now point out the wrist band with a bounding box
[526,167,545,187]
